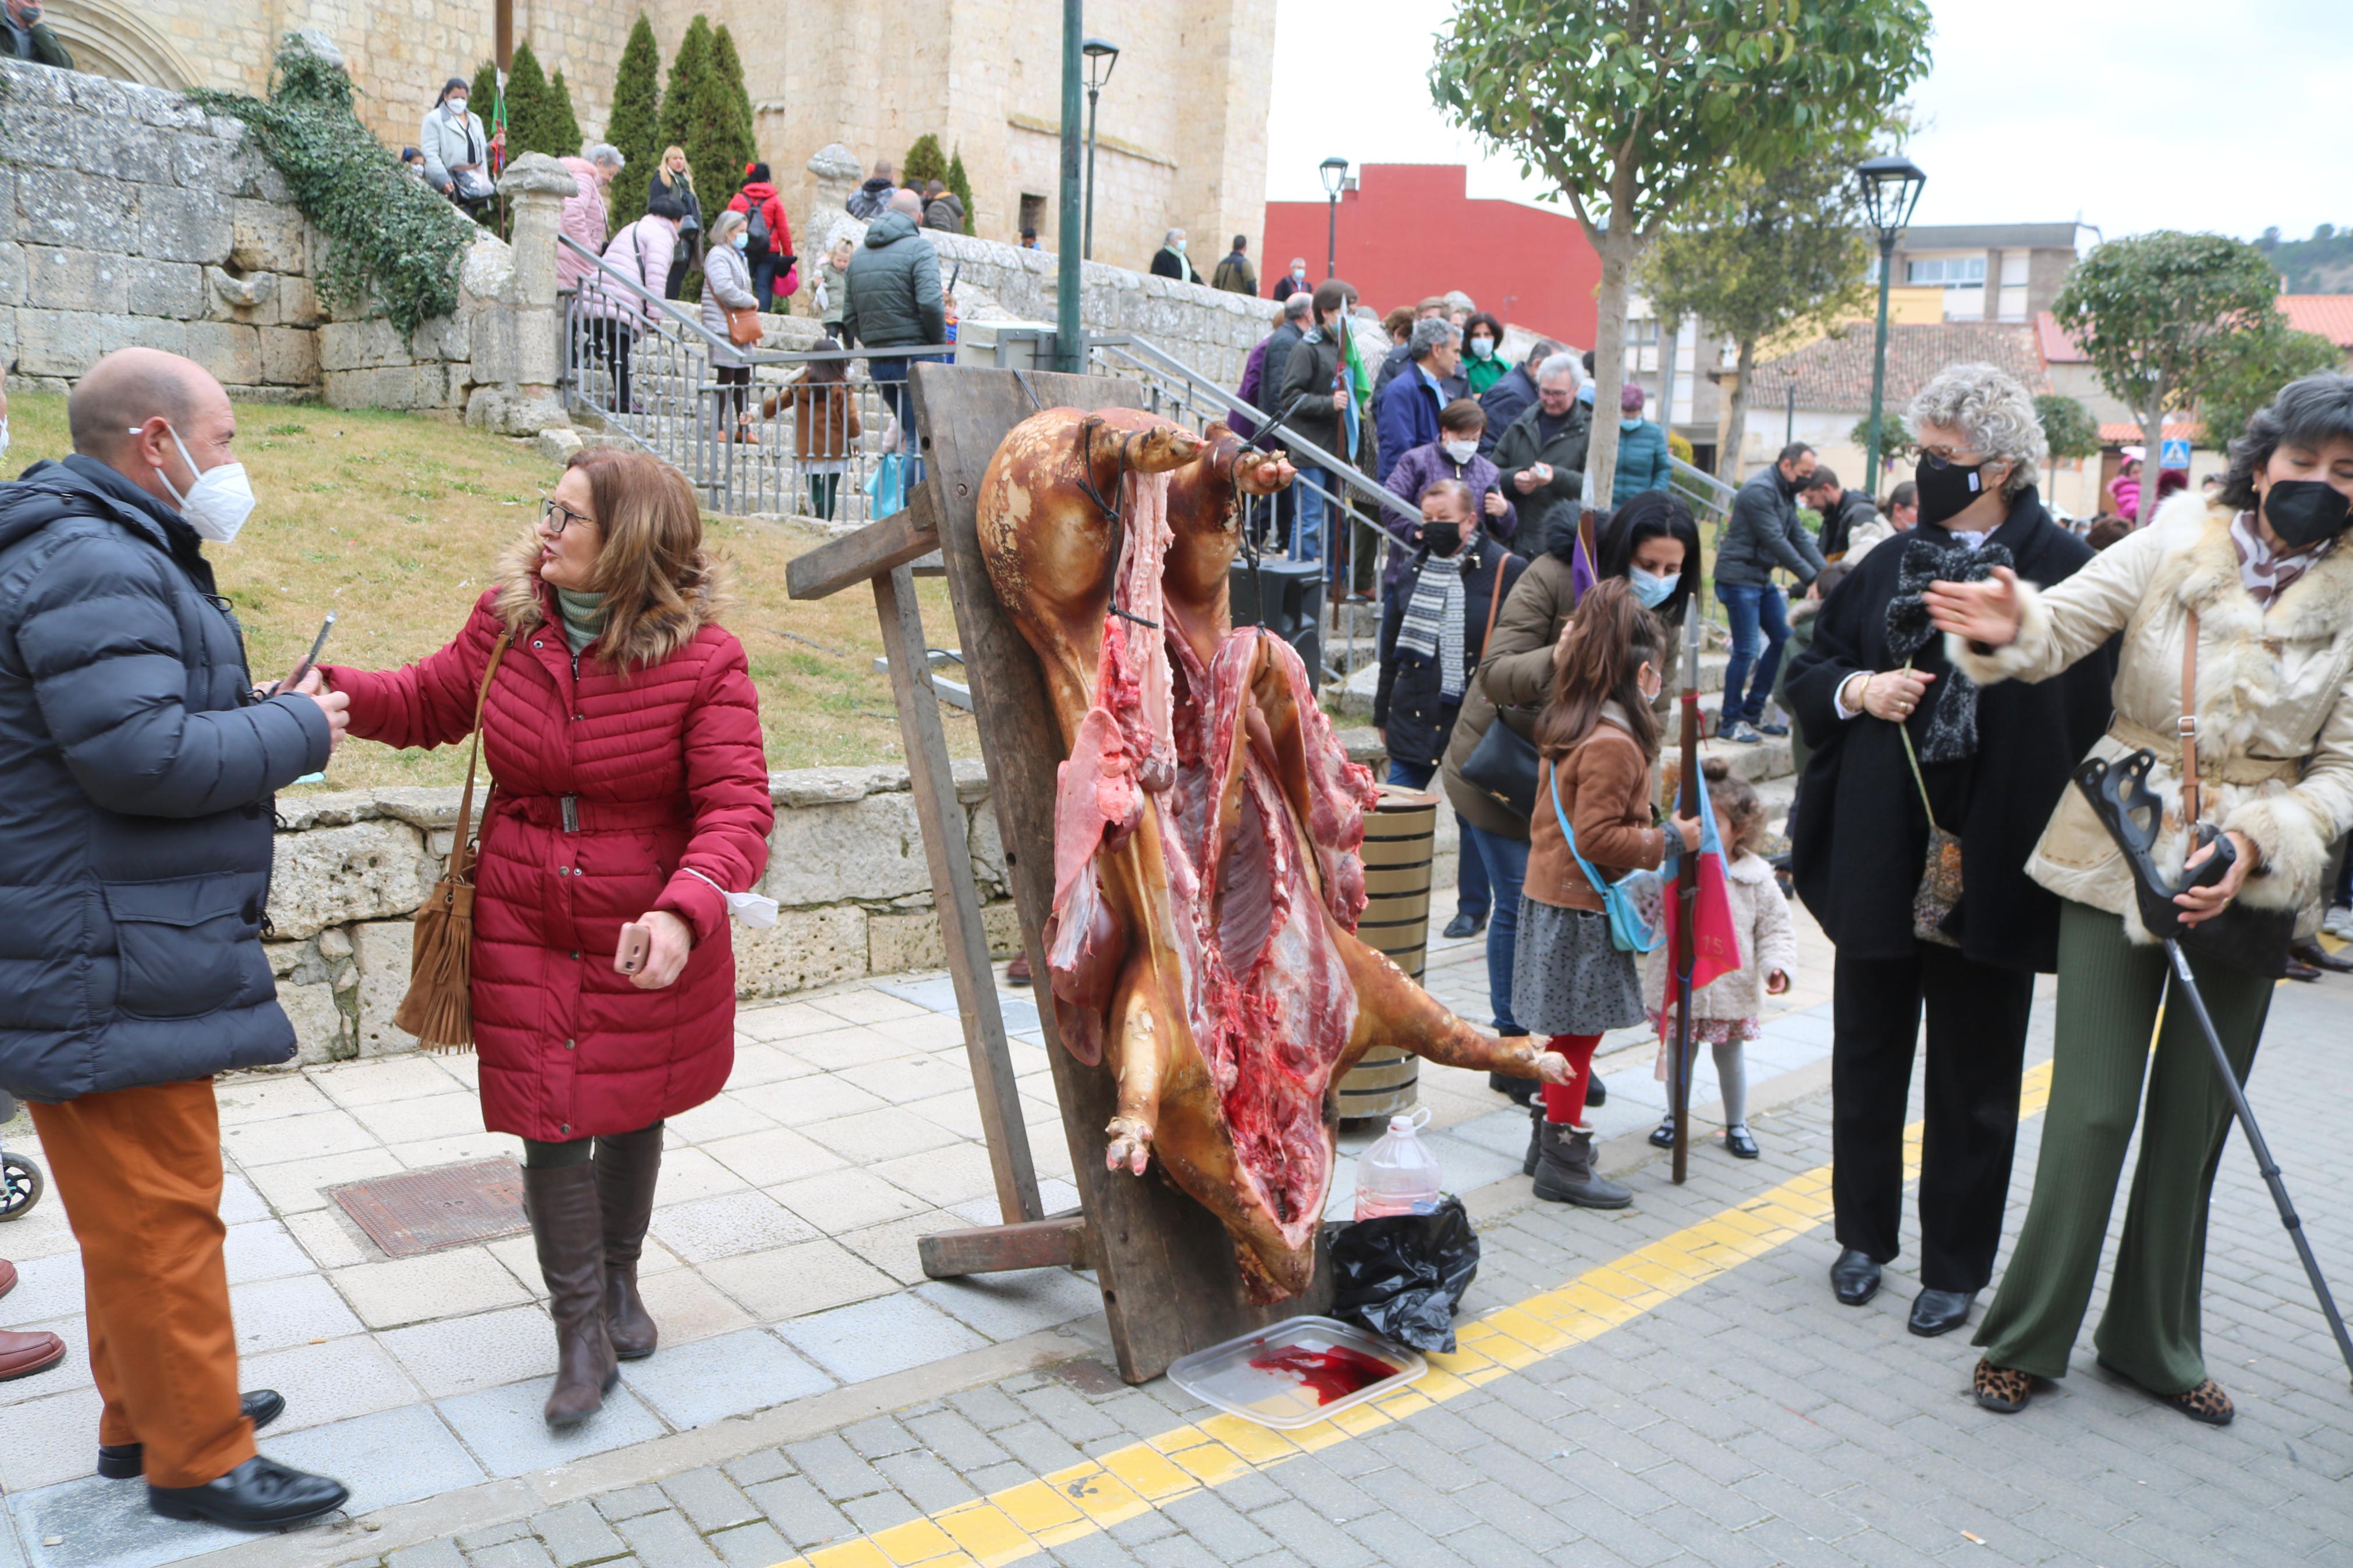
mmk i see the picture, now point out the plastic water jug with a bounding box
[1354,1108,1443,1220]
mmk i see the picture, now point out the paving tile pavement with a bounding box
[264,968,2353,1568]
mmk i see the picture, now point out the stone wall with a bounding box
[1,55,504,416]
[263,764,1025,1065]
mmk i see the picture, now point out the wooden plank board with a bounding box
[871,563,1042,1228]
[908,362,1332,1385]
[785,480,942,602]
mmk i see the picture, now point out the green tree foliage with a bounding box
[604,15,664,232]
[1847,413,1915,469]
[946,147,975,234]
[1431,0,1931,503]
[1638,136,1875,482]
[545,69,584,161]
[2054,233,2283,492]
[657,16,712,168]
[2255,223,2353,291]
[501,42,555,157]
[2032,393,2100,495]
[903,133,948,191]
[192,35,473,339]
[689,22,757,210]
[2195,322,2345,453]
[469,61,500,138]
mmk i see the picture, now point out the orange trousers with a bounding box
[29,1079,255,1489]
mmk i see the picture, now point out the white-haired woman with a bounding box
[1784,363,2117,1339]
[1928,373,2353,1424]
[700,208,760,443]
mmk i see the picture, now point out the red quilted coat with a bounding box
[326,577,773,1142]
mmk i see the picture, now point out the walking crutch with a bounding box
[2077,749,2353,1386]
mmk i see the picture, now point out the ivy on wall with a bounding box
[194,35,473,338]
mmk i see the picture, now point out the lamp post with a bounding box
[1855,154,1926,489]
[1319,156,1348,281]
[1081,37,1119,262]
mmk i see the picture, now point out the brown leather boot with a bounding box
[526,1163,616,1429]
[593,1125,663,1361]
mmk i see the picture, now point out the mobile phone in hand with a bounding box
[282,613,337,692]
[615,922,652,976]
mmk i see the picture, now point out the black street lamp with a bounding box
[1081,37,1119,261]
[1855,153,1927,488]
[1319,156,1348,281]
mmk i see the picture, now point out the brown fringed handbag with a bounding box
[395,632,513,1050]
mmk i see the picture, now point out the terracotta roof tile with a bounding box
[2035,311,2088,364]
[1748,322,2052,413]
[2098,419,2203,446]
[2280,295,2353,349]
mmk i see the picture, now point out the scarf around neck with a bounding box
[2230,509,2327,607]
[1397,545,1472,700]
[554,587,606,656]
[1885,532,2015,763]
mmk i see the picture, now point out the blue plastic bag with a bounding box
[864,453,904,520]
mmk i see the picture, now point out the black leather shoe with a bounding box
[100,1390,285,1480]
[148,1455,348,1530]
[1488,1071,1536,1107]
[1648,1116,1676,1149]
[1584,1076,1606,1108]
[1442,911,1486,940]
[1908,1288,1977,1338]
[1829,1247,1881,1306]
[2291,938,2353,973]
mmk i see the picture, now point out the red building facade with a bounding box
[1261,163,1600,347]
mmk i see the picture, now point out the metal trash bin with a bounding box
[1336,785,1438,1122]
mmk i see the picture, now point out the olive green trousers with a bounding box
[1973,898,2273,1393]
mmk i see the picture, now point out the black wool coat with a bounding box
[0,457,329,1101]
[1786,492,2115,972]
[1374,536,1525,773]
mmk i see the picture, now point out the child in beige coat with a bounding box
[1644,759,1797,1159]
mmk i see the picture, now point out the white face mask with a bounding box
[138,422,257,543]
[1468,337,1494,360]
[0,419,9,463]
[1443,439,1478,464]
[447,97,468,117]
[1291,266,1307,280]
[1172,238,1186,253]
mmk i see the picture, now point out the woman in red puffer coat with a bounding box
[324,447,773,1431]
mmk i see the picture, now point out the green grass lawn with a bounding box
[3,392,978,789]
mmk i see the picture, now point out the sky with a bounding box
[1266,0,2353,244]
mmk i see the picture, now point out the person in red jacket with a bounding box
[726,162,799,311]
[323,448,773,1430]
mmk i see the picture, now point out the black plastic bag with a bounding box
[1328,1196,1479,1353]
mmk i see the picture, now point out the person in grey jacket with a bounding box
[419,78,499,220]
[3,0,72,67]
[0,348,350,1530]
[1489,354,1591,551]
[845,190,946,451]
[1715,440,1826,741]
[700,209,761,442]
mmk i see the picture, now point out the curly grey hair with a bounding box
[1408,316,1460,360]
[1906,362,2047,499]
[1537,351,1584,387]
[587,143,625,170]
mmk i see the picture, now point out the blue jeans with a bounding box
[1717,582,1789,726]
[750,251,785,310]
[1385,759,1490,922]
[1291,468,1333,569]
[1458,821,1530,1033]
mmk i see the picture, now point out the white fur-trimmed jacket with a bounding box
[1951,491,2353,940]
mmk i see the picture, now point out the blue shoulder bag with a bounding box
[1549,769,1665,955]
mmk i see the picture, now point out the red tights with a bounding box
[1542,1032,1601,1125]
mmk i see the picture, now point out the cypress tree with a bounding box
[545,68,584,160]
[468,60,500,144]
[502,42,553,157]
[657,17,713,172]
[946,146,974,234]
[691,23,757,214]
[604,15,663,232]
[902,133,947,191]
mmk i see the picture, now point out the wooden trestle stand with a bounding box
[786,363,1329,1383]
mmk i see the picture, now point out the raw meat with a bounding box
[979,409,1563,1299]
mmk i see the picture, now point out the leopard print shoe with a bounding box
[2097,1358,2234,1426]
[1972,1358,2034,1414]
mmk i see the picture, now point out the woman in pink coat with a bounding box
[324,449,773,1430]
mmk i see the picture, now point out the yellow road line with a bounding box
[772,1060,2059,1568]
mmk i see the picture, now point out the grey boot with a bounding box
[1531,1120,1631,1208]
[1522,1102,1543,1177]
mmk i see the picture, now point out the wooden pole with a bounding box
[1671,598,1701,1185]
[495,0,513,69]
[871,563,1044,1227]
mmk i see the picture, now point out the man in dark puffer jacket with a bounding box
[0,349,351,1529]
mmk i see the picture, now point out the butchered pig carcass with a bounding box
[978,407,1563,1300]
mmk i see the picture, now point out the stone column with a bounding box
[489,152,581,435]
[805,143,864,257]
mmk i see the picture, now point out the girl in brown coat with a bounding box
[792,339,862,521]
[1513,578,1701,1206]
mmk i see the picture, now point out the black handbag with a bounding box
[1456,568,1539,823]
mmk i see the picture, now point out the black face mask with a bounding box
[1915,453,1994,527]
[1421,521,1463,556]
[1780,466,1813,497]
[2261,478,2353,550]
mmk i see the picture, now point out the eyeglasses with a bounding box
[541,497,595,535]
[1918,445,1988,468]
